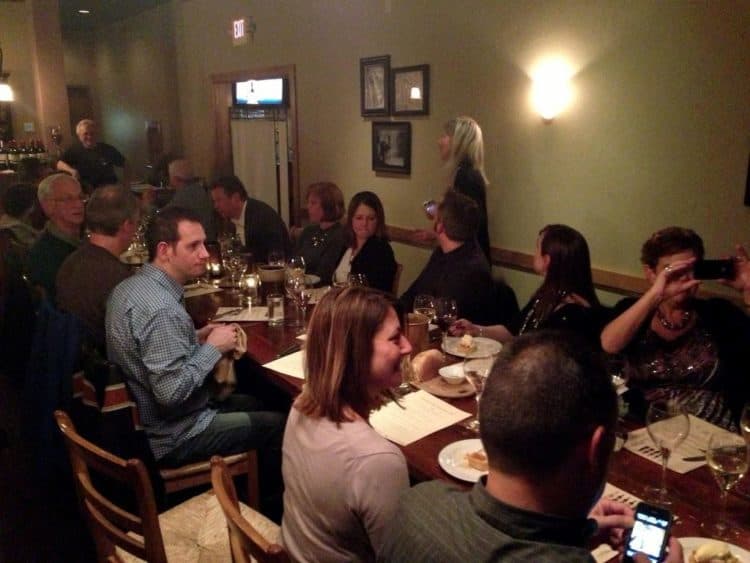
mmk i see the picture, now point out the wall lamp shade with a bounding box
[531,59,572,121]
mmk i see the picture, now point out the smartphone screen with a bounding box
[693,259,734,280]
[624,503,672,563]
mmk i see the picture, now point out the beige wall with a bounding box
[169,0,750,296]
[0,2,39,141]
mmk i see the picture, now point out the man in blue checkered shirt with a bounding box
[106,207,285,474]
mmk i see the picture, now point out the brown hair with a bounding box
[307,182,344,222]
[640,226,704,269]
[86,185,140,235]
[437,190,479,242]
[145,206,203,261]
[296,286,395,422]
[344,190,388,247]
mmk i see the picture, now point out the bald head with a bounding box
[168,159,194,188]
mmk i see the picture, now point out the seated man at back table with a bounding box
[56,185,139,351]
[399,191,496,324]
[209,174,290,263]
[106,207,285,508]
[380,330,683,563]
[27,173,85,300]
[164,158,217,242]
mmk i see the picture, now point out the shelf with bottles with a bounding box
[0,138,52,171]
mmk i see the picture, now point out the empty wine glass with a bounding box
[702,432,749,538]
[462,355,496,432]
[413,294,436,323]
[285,272,310,329]
[287,255,306,276]
[435,297,458,353]
[645,399,690,506]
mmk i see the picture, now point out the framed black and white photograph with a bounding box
[372,121,411,174]
[391,64,429,116]
[360,55,390,117]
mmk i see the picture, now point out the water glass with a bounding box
[413,294,436,323]
[462,355,496,432]
[267,294,284,326]
[702,432,749,538]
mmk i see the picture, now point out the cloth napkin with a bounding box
[211,324,246,400]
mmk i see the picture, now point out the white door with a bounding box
[230,118,290,225]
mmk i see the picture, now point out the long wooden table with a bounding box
[186,291,750,551]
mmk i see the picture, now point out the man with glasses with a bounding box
[28,173,86,299]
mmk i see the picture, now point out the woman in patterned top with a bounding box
[601,226,750,431]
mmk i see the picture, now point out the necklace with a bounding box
[655,307,693,331]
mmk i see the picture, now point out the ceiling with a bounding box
[58,0,171,32]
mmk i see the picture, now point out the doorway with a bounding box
[210,65,300,227]
[66,86,94,134]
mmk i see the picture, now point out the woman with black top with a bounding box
[417,116,491,260]
[294,182,346,286]
[333,191,397,293]
[451,224,605,347]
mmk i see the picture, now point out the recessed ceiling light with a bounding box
[78,9,90,14]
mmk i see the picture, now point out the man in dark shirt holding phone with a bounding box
[381,331,683,563]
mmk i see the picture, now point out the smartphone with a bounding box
[623,502,672,563]
[693,259,734,280]
[423,200,437,219]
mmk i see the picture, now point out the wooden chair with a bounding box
[211,456,288,563]
[392,262,403,295]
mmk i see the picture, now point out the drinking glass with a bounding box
[702,432,749,538]
[741,403,750,443]
[287,255,306,276]
[285,272,310,329]
[462,355,496,432]
[645,399,690,506]
[223,255,247,290]
[435,297,458,352]
[267,250,285,267]
[413,294,436,323]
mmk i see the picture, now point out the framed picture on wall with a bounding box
[391,65,430,116]
[360,55,390,117]
[372,121,411,174]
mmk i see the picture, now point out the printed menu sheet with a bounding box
[214,306,269,322]
[590,484,644,563]
[370,390,471,446]
[184,283,223,298]
[262,350,305,380]
[624,415,735,474]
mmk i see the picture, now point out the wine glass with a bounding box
[287,255,306,276]
[645,399,690,506]
[741,403,750,443]
[435,297,458,353]
[285,272,310,329]
[702,432,749,538]
[413,294,436,323]
[267,250,285,267]
[223,255,247,291]
[462,355,496,432]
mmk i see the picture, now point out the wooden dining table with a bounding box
[186,289,750,553]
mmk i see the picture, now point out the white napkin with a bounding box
[623,415,732,474]
[214,306,269,322]
[262,350,305,380]
[369,390,471,446]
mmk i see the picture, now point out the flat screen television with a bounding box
[233,77,287,107]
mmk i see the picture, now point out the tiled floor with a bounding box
[0,372,96,563]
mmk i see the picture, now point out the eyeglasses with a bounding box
[52,195,88,204]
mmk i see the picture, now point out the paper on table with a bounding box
[214,306,268,322]
[369,390,471,446]
[184,285,223,298]
[602,482,642,509]
[262,350,305,380]
[624,415,734,474]
[591,544,618,563]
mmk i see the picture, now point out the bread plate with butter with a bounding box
[679,538,748,563]
[438,438,488,482]
[442,335,502,358]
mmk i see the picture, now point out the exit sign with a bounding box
[232,17,249,45]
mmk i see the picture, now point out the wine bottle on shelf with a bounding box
[7,139,19,169]
[0,140,7,170]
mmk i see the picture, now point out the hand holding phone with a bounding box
[623,502,673,563]
[693,259,735,280]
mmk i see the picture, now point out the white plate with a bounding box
[438,438,487,483]
[305,274,321,286]
[442,336,502,358]
[678,537,750,563]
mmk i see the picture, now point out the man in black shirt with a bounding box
[58,119,128,192]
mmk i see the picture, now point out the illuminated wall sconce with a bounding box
[531,58,573,122]
[0,45,14,102]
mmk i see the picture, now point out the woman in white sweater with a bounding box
[281,286,412,562]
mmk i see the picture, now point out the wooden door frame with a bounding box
[210,64,301,226]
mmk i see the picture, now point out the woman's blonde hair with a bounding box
[444,116,487,185]
[296,286,395,422]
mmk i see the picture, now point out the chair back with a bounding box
[392,262,403,295]
[54,410,168,563]
[495,277,520,326]
[210,456,289,563]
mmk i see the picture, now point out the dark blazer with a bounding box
[346,236,397,293]
[453,163,490,261]
[242,198,290,263]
